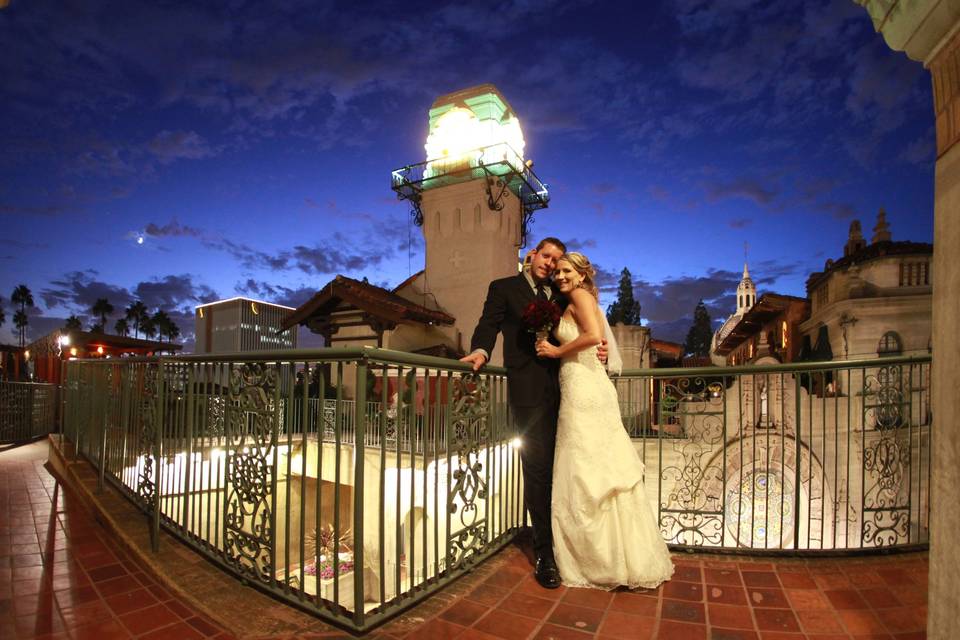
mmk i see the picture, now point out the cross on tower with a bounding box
[449,250,465,269]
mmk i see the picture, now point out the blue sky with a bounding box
[0,0,935,348]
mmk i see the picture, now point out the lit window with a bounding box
[877,331,902,355]
[781,321,788,350]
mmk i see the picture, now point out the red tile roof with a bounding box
[282,275,455,331]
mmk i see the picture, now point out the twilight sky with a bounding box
[0,0,935,349]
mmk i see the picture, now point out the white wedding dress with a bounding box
[551,313,674,590]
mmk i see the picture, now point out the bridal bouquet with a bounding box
[522,299,562,343]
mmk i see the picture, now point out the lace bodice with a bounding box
[555,315,606,373]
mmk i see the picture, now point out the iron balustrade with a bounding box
[60,348,519,632]
[57,350,932,632]
[0,380,59,444]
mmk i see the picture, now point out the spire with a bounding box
[872,208,892,244]
[736,257,756,314]
[845,219,866,256]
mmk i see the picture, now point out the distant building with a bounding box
[711,262,757,365]
[714,293,811,366]
[799,210,932,361]
[24,330,181,384]
[194,297,297,354]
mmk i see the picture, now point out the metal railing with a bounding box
[58,350,932,630]
[61,348,520,632]
[613,355,931,552]
[0,380,59,444]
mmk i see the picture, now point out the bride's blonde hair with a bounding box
[560,252,599,299]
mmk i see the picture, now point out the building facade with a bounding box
[799,212,932,361]
[194,297,298,354]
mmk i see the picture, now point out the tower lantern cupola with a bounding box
[389,84,550,364]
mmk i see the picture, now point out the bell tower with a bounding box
[392,85,549,363]
[737,262,756,315]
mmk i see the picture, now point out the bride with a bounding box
[535,252,674,590]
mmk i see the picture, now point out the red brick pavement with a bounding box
[1,441,929,639]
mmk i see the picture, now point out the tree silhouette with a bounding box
[0,295,5,330]
[151,310,172,342]
[13,311,28,346]
[125,301,148,338]
[11,285,34,347]
[606,267,642,326]
[166,320,181,343]
[140,314,157,340]
[114,318,130,337]
[64,315,83,331]
[91,298,114,333]
[683,300,714,358]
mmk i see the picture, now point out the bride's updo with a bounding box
[560,252,599,299]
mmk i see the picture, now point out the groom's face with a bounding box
[530,242,563,282]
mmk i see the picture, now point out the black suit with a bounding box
[470,273,562,559]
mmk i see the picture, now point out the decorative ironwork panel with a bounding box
[136,364,159,510]
[861,365,913,547]
[223,363,278,583]
[658,376,725,546]
[447,373,490,570]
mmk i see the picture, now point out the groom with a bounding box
[461,237,567,589]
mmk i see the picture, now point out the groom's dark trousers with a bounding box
[470,273,562,560]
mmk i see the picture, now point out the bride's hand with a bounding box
[536,339,560,358]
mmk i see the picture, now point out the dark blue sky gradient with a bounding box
[0,0,935,348]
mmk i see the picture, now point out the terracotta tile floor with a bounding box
[1,440,930,639]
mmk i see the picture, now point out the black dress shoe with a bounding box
[534,556,561,589]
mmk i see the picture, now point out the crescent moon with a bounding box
[251,302,259,315]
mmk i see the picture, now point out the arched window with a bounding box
[781,320,788,349]
[877,331,902,355]
[739,295,743,308]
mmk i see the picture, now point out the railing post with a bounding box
[352,355,367,629]
[793,371,803,551]
[152,360,165,553]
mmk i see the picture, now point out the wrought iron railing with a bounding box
[61,348,518,632]
[613,355,931,552]
[58,351,932,630]
[0,380,59,444]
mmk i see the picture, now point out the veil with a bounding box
[600,313,623,375]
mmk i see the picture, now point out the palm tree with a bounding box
[166,320,181,344]
[11,285,33,347]
[13,310,28,347]
[125,301,148,338]
[64,315,82,331]
[140,315,157,340]
[91,298,114,333]
[114,318,130,337]
[151,310,171,343]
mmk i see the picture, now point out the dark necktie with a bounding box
[536,284,548,301]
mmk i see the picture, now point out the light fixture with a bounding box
[70,347,78,357]
[96,346,104,355]
[510,437,522,449]
[23,349,30,360]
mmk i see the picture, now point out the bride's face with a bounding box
[553,260,583,293]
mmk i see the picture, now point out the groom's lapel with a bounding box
[515,273,536,303]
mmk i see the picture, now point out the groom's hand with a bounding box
[460,351,487,371]
[597,339,609,365]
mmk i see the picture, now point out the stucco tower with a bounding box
[392,85,549,364]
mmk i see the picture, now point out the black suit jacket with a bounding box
[470,273,564,407]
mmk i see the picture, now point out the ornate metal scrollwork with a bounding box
[657,377,726,544]
[447,373,490,570]
[223,363,278,584]
[137,364,159,510]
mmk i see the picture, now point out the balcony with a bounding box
[1,348,932,635]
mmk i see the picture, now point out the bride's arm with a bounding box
[535,288,603,358]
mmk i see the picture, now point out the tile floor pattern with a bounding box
[1,440,929,639]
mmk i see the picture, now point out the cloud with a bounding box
[133,274,218,309]
[147,130,217,164]
[563,238,597,252]
[705,178,777,207]
[145,219,205,238]
[728,217,752,228]
[235,279,316,308]
[40,271,134,312]
[901,134,934,165]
